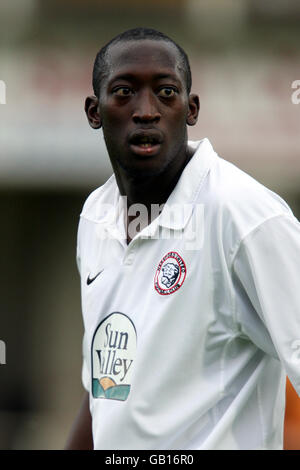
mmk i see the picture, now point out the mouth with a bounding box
[128,130,163,157]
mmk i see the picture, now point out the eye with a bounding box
[112,87,133,97]
[157,87,177,98]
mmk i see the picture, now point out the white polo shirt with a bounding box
[77,138,300,450]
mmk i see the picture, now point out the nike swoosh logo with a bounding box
[86,270,103,285]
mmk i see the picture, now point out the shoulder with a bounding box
[206,153,293,239]
[76,174,118,258]
[80,174,117,223]
[196,145,295,266]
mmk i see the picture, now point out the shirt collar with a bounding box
[157,138,214,230]
[94,138,215,236]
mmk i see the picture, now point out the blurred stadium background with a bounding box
[0,0,299,450]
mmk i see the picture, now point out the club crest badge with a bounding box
[154,251,186,295]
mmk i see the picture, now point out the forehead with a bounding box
[105,39,184,84]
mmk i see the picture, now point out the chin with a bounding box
[120,163,166,179]
[116,154,171,179]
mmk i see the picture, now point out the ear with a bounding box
[186,93,200,126]
[85,95,102,129]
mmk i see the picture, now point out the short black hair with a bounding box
[92,27,192,98]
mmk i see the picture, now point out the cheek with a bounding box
[166,113,187,139]
[100,101,129,129]
[166,103,188,128]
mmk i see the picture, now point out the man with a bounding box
[66,28,300,450]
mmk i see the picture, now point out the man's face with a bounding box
[87,39,199,177]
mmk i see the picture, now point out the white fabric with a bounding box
[77,138,300,450]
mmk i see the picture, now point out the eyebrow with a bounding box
[108,72,181,86]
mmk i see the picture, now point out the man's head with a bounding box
[85,27,199,178]
[92,28,192,98]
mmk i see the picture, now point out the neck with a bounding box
[114,143,194,210]
[111,141,195,244]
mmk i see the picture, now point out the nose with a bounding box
[132,89,161,124]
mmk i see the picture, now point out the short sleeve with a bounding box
[81,333,90,392]
[77,217,90,391]
[232,214,300,396]
[76,218,82,276]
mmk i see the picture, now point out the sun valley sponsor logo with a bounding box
[154,251,186,295]
[91,312,137,401]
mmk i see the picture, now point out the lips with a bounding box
[128,129,163,157]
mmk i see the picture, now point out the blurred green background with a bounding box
[0,0,300,449]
